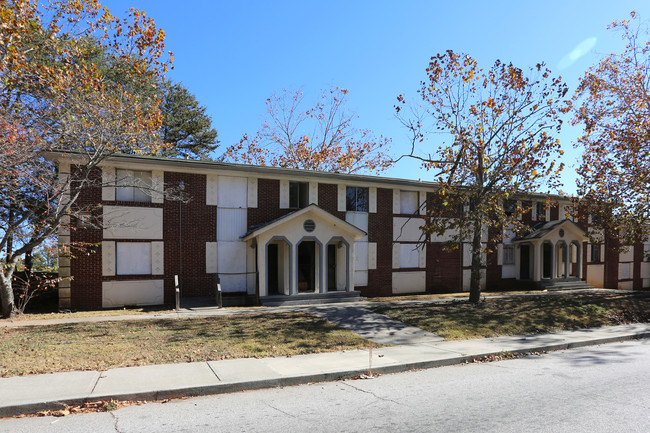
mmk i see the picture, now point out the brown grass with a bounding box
[370,293,650,340]
[0,312,371,377]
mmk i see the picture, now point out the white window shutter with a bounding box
[102,166,116,201]
[247,178,258,208]
[151,241,164,275]
[151,170,164,203]
[206,174,218,206]
[393,189,401,214]
[337,184,346,212]
[369,187,377,213]
[309,182,318,205]
[102,241,116,276]
[279,180,290,209]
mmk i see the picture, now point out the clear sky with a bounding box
[103,0,649,194]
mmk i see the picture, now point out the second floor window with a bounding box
[536,202,546,221]
[116,169,152,202]
[346,186,369,212]
[289,181,309,209]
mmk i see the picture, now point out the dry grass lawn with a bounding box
[370,293,650,340]
[0,312,372,377]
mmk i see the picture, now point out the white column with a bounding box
[290,242,298,295]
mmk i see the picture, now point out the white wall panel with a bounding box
[206,174,218,205]
[368,242,377,270]
[400,190,418,214]
[641,262,650,279]
[354,241,369,271]
[393,217,424,242]
[392,271,426,294]
[151,170,164,203]
[217,176,247,208]
[151,241,164,275]
[220,274,247,293]
[346,212,368,241]
[462,269,486,291]
[354,270,368,286]
[309,182,319,206]
[103,206,163,240]
[399,244,419,268]
[369,187,377,213]
[392,243,400,269]
[279,180,290,209]
[619,246,634,263]
[102,241,116,276]
[206,242,218,274]
[116,242,151,275]
[247,178,258,208]
[102,280,164,308]
[102,166,116,201]
[618,281,634,290]
[619,262,632,280]
[419,191,427,215]
[586,264,604,288]
[337,184,346,212]
[392,189,401,214]
[217,208,247,241]
[217,241,247,274]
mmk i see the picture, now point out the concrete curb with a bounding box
[2,329,649,418]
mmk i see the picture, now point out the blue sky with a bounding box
[104,1,649,194]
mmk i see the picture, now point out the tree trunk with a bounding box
[0,271,16,319]
[468,219,483,303]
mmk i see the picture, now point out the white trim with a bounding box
[337,184,346,212]
[279,179,290,209]
[309,182,318,205]
[206,174,218,206]
[102,166,116,201]
[368,242,377,270]
[247,177,258,208]
[151,170,164,203]
[392,189,401,214]
[102,241,116,276]
[369,187,377,213]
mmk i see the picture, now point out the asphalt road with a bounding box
[3,339,650,433]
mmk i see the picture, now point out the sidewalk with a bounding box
[2,320,649,418]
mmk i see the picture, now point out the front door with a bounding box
[298,241,315,292]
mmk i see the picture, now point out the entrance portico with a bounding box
[241,205,366,303]
[512,220,588,284]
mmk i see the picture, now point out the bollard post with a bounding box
[216,275,222,308]
[175,275,180,311]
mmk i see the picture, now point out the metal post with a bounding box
[175,274,180,311]
[216,275,222,308]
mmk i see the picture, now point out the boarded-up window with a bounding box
[116,169,151,202]
[116,242,151,275]
[400,191,418,214]
[399,244,419,268]
[503,245,515,265]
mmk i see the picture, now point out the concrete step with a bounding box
[540,279,594,291]
[261,291,363,306]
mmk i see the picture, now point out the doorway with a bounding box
[298,241,316,292]
[542,242,552,279]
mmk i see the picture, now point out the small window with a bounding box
[116,169,152,202]
[289,181,309,209]
[400,191,418,214]
[536,202,546,221]
[116,242,151,275]
[346,187,369,212]
[504,200,516,217]
[590,244,601,263]
[503,245,515,265]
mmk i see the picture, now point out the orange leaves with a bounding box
[226,87,392,174]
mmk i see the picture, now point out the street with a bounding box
[2,339,650,433]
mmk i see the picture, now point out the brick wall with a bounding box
[248,178,292,228]
[163,172,216,299]
[367,187,393,297]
